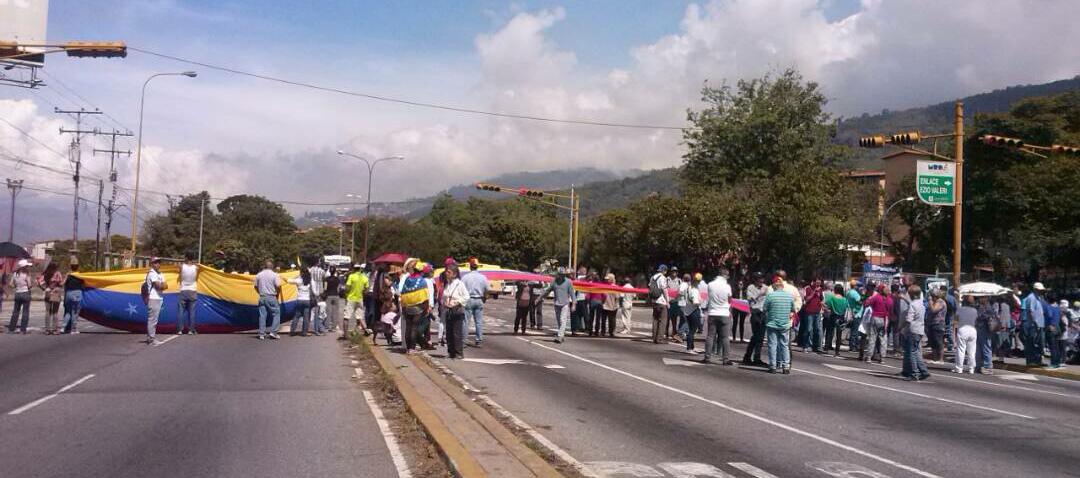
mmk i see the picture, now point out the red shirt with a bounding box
[802,286,823,314]
[865,293,891,325]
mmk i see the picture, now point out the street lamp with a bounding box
[880,196,915,265]
[343,193,362,260]
[130,71,197,259]
[336,151,404,263]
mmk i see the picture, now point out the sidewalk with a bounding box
[368,340,563,478]
[994,354,1080,380]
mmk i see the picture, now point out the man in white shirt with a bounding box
[177,253,199,335]
[308,260,327,333]
[703,268,734,365]
[650,265,670,344]
[145,257,167,344]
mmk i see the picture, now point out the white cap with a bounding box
[1033,282,1046,291]
[16,259,31,268]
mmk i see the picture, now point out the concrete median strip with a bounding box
[367,340,563,478]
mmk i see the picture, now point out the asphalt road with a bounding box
[0,320,401,478]
[434,298,1080,478]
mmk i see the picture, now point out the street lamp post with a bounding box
[880,196,915,265]
[130,71,197,261]
[337,151,404,264]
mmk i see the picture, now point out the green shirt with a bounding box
[763,289,795,329]
[344,272,369,302]
[824,293,848,317]
[845,288,863,317]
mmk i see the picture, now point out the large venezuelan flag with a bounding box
[74,265,299,333]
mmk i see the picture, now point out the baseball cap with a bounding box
[16,259,31,268]
[693,272,703,281]
[1033,282,1046,291]
[657,264,668,272]
[149,257,161,264]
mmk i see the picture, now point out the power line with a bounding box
[0,114,73,167]
[38,69,134,133]
[130,46,689,131]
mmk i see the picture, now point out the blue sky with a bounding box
[2,0,1076,242]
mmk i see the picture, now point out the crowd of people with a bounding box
[4,253,1080,375]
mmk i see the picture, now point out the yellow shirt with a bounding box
[344,272,368,302]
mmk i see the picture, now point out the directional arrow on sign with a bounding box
[662,358,703,367]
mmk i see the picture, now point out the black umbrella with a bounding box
[0,242,30,259]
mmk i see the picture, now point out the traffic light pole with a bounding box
[952,101,963,288]
[476,182,579,270]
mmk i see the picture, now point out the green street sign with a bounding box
[916,160,955,206]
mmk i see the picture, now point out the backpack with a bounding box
[648,274,663,301]
[140,274,152,305]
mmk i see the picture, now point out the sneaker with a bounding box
[978,369,993,375]
[951,368,962,373]
[965,369,975,374]
[782,367,791,374]
[176,330,185,335]
[268,333,280,340]
[188,330,197,335]
[554,338,563,344]
[768,367,777,374]
[258,335,266,340]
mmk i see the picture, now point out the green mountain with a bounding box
[837,75,1080,168]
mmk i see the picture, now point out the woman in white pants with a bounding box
[618,278,635,334]
[953,294,979,373]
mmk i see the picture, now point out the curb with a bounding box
[407,353,563,478]
[994,361,1080,381]
[367,340,487,477]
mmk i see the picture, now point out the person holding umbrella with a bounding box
[6,259,33,334]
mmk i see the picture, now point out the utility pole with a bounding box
[93,129,132,271]
[94,179,104,268]
[6,179,23,242]
[56,107,102,256]
[952,101,964,288]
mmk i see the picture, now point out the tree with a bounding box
[141,191,215,258]
[211,195,296,272]
[681,68,875,277]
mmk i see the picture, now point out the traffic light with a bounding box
[1051,144,1080,157]
[518,188,544,198]
[859,135,885,148]
[980,135,1024,148]
[475,183,502,192]
[63,41,127,58]
[891,131,921,145]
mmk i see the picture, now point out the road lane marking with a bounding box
[663,358,704,367]
[659,462,737,477]
[792,367,1035,419]
[461,358,524,365]
[999,373,1038,381]
[822,363,868,373]
[153,335,181,347]
[363,390,412,478]
[728,462,779,478]
[353,367,364,378]
[8,374,95,416]
[586,461,663,477]
[543,364,566,369]
[518,337,944,478]
[426,355,599,477]
[859,361,1075,398]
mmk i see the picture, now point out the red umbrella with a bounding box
[371,252,409,264]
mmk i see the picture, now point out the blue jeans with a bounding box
[976,324,993,371]
[258,295,281,336]
[767,327,790,369]
[62,290,83,333]
[177,290,197,333]
[1022,322,1044,365]
[800,312,823,350]
[1047,329,1062,367]
[465,298,484,342]
[902,333,930,378]
[293,300,312,334]
[684,309,702,351]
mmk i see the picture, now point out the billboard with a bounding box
[1,0,49,66]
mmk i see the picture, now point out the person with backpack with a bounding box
[144,258,168,344]
[900,285,931,381]
[742,273,769,365]
[823,283,850,357]
[1020,283,1047,366]
[649,265,670,344]
[514,280,532,334]
[926,288,949,363]
[38,262,64,335]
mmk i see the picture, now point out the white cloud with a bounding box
[7,0,1080,243]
